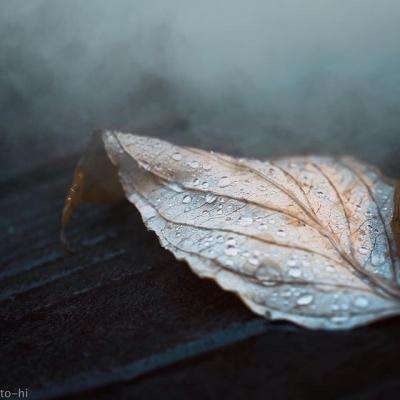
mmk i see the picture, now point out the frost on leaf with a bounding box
[62,131,400,330]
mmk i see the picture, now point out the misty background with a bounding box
[1,0,399,180]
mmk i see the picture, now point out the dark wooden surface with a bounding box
[1,151,400,400]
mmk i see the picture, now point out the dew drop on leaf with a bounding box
[225,247,238,256]
[288,267,302,278]
[248,256,260,266]
[218,176,232,188]
[354,296,369,308]
[182,195,192,204]
[358,246,369,255]
[239,217,253,226]
[172,152,182,161]
[226,238,236,247]
[297,294,314,306]
[205,194,217,204]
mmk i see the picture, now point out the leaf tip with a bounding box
[60,164,85,253]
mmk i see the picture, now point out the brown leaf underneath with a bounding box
[61,132,124,249]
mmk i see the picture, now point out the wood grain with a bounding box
[1,153,400,399]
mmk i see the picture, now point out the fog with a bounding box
[1,0,400,177]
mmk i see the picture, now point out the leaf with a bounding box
[61,132,124,248]
[62,131,400,330]
[393,180,400,257]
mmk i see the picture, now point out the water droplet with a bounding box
[297,294,314,306]
[281,289,292,298]
[193,178,200,186]
[225,247,238,256]
[289,267,301,278]
[276,229,286,237]
[249,256,259,266]
[239,217,253,226]
[140,160,151,170]
[302,259,310,267]
[189,160,199,168]
[172,152,182,161]
[218,176,232,188]
[358,246,369,255]
[202,181,209,189]
[331,315,349,324]
[354,296,369,308]
[182,195,192,204]
[287,259,297,267]
[203,163,212,170]
[371,252,386,266]
[167,182,183,192]
[205,194,217,204]
[226,238,236,246]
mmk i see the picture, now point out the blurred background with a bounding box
[1,0,400,180]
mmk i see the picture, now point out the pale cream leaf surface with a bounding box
[101,131,400,330]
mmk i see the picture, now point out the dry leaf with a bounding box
[62,131,400,330]
[393,181,400,257]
